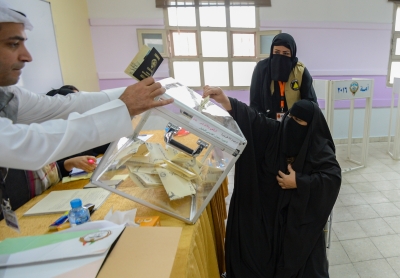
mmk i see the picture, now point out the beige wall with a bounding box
[48,0,99,91]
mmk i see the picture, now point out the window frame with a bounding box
[165,6,262,90]
[137,29,169,58]
[137,6,280,90]
[170,30,199,57]
[256,30,281,59]
[388,3,400,86]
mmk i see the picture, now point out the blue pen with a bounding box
[49,212,69,231]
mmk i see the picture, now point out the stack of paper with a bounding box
[0,224,125,277]
[113,140,223,201]
[24,188,111,216]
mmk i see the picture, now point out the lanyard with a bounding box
[0,167,9,210]
[0,94,13,210]
[278,81,286,112]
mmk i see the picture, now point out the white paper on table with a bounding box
[0,253,107,278]
[104,208,139,227]
[24,188,111,216]
[58,220,122,233]
[0,224,125,267]
[111,174,129,181]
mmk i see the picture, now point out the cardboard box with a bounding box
[97,227,182,278]
[135,216,160,226]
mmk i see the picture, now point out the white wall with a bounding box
[87,0,393,23]
[86,0,397,140]
[87,0,162,19]
[261,0,392,23]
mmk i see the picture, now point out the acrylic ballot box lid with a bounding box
[91,78,247,224]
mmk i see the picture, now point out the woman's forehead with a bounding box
[273,45,290,52]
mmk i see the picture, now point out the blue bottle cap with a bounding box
[70,198,82,209]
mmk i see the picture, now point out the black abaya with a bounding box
[226,98,281,277]
[226,98,341,278]
[275,102,341,277]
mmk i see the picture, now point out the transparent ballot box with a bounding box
[91,78,247,224]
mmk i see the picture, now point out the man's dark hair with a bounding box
[60,85,79,91]
[46,85,78,97]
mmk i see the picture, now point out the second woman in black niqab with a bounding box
[249,33,317,119]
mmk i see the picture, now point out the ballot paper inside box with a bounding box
[91,78,247,224]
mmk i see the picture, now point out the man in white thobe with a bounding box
[0,3,173,170]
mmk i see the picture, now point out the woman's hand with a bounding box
[64,156,97,173]
[203,85,232,111]
[276,164,297,189]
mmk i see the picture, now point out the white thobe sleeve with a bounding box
[1,86,134,170]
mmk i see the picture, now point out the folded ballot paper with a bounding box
[0,223,125,277]
[112,140,223,201]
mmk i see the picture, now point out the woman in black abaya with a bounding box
[274,100,341,277]
[250,33,317,120]
[203,86,341,277]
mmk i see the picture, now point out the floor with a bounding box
[225,141,400,278]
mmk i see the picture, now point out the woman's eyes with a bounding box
[274,50,290,56]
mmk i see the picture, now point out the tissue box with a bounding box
[135,216,160,227]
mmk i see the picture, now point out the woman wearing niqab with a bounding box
[250,33,317,119]
[274,100,341,277]
[203,84,341,277]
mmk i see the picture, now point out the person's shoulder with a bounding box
[295,61,306,69]
[253,58,270,73]
[0,85,28,100]
[294,61,309,77]
[257,58,270,67]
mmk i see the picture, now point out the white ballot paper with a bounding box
[24,188,111,216]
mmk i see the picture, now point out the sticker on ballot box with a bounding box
[189,116,239,149]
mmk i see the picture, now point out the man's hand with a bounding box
[276,164,297,189]
[203,85,232,111]
[119,77,173,116]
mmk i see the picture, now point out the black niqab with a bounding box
[282,100,314,157]
[269,33,298,83]
[270,34,298,82]
[282,117,308,158]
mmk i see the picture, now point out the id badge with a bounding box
[276,112,285,122]
[1,201,20,232]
